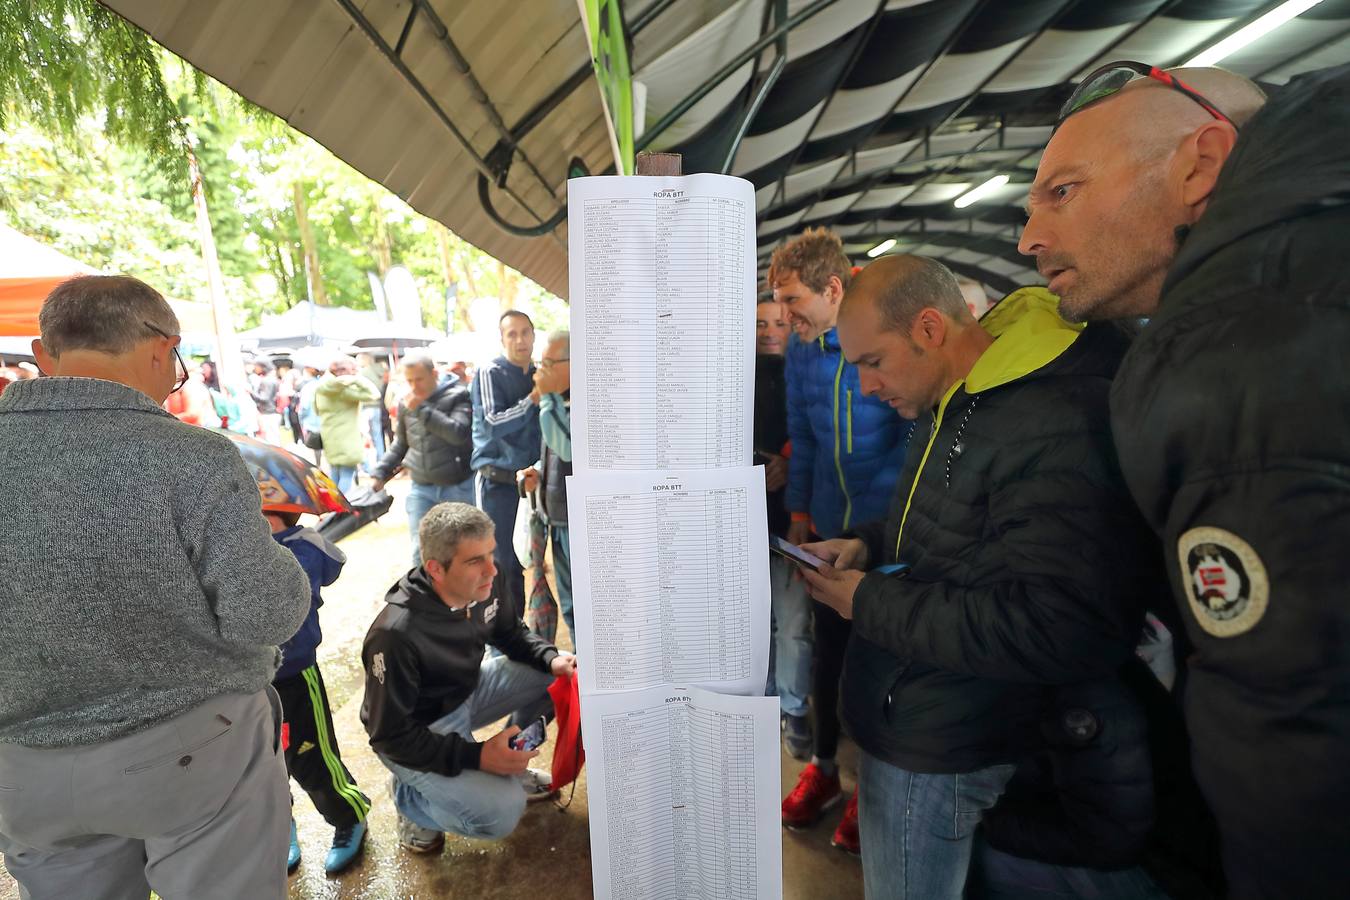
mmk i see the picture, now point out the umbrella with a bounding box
[215,429,352,516]
[316,485,394,542]
[523,490,558,643]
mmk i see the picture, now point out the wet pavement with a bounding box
[2,475,864,899]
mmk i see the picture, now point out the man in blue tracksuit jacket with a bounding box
[770,227,912,852]
[470,310,542,622]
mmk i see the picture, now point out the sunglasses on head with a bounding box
[1058,60,1237,130]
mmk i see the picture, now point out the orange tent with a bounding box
[0,226,100,336]
[0,226,216,338]
[0,277,68,336]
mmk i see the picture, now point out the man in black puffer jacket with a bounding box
[802,255,1162,900]
[1021,62,1350,898]
[372,354,474,565]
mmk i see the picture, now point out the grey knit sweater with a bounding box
[0,377,311,748]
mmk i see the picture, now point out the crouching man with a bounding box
[360,502,577,853]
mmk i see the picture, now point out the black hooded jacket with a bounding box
[1110,63,1350,899]
[842,289,1164,773]
[360,568,557,776]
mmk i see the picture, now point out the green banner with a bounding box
[584,0,634,174]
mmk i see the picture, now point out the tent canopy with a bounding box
[99,0,1350,299]
[236,300,441,350]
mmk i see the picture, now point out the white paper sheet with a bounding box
[567,173,757,473]
[568,467,770,696]
[582,685,783,900]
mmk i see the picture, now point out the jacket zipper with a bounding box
[846,388,854,454]
[894,381,962,560]
[832,351,851,531]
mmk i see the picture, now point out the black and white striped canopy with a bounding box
[632,0,1350,295]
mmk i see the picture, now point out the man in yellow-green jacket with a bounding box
[803,256,1162,900]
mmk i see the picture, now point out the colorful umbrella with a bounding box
[215,429,352,516]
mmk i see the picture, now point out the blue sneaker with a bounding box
[324,820,366,875]
[287,818,301,874]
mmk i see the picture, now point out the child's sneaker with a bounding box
[324,820,367,874]
[287,818,301,873]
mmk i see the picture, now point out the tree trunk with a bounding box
[435,225,475,330]
[372,205,392,276]
[498,259,519,308]
[292,181,328,306]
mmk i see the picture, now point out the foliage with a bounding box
[0,0,201,181]
[0,2,567,337]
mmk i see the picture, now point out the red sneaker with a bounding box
[831,788,860,855]
[782,763,842,829]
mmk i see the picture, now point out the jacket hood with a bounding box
[1164,62,1350,294]
[966,287,1085,393]
[386,567,453,617]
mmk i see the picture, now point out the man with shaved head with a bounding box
[1023,61,1350,896]
[801,254,1161,899]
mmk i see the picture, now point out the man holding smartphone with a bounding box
[770,228,913,852]
[361,502,577,854]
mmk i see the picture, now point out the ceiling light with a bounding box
[1185,0,1326,66]
[953,175,1010,209]
[867,239,896,258]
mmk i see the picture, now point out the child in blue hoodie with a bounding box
[265,509,371,876]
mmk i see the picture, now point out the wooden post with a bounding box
[634,151,682,177]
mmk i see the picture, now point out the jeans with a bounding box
[378,656,555,841]
[765,556,812,718]
[331,465,358,496]
[969,837,1172,900]
[364,406,385,470]
[407,479,476,565]
[858,750,1015,900]
[551,525,573,638]
[476,474,525,621]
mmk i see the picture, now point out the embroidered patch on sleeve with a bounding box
[1178,526,1269,638]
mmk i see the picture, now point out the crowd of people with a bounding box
[0,277,578,896]
[0,59,1345,900]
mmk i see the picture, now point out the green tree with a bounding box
[0,0,200,180]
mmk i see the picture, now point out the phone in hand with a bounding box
[509,716,547,752]
[770,535,826,572]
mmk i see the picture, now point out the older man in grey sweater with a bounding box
[0,276,311,899]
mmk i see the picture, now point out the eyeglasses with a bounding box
[1059,60,1236,130]
[143,321,189,393]
[538,357,570,370]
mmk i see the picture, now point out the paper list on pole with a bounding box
[583,685,783,900]
[567,174,756,473]
[567,467,770,697]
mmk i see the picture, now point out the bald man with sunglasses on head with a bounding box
[1022,61,1350,898]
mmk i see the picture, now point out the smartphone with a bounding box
[769,535,826,572]
[509,716,547,752]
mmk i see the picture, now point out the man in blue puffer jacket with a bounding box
[769,226,913,853]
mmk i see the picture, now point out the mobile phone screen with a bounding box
[509,717,547,752]
[769,535,826,572]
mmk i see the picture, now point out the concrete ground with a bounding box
[2,475,864,900]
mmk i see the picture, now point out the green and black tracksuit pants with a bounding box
[273,665,370,827]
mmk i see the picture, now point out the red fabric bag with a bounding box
[548,671,585,791]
